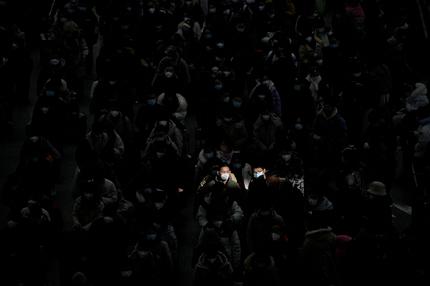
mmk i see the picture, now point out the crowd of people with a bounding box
[1,0,430,285]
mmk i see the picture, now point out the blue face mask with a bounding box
[205,152,214,159]
[232,100,242,108]
[254,171,265,179]
[147,98,157,106]
[214,84,223,91]
[46,90,55,97]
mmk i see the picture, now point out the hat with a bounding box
[366,181,387,196]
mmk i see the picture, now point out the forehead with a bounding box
[254,167,264,172]
[220,166,230,172]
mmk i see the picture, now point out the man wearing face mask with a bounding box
[246,162,272,215]
[135,94,163,144]
[312,95,347,167]
[217,165,243,206]
[252,110,283,154]
[143,116,184,158]
[152,45,191,92]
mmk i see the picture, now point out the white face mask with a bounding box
[29,136,39,143]
[262,114,270,121]
[110,110,120,117]
[254,171,265,179]
[220,173,230,181]
[295,123,303,130]
[155,202,165,210]
[272,232,281,241]
[282,154,292,162]
[41,107,49,114]
[164,71,174,78]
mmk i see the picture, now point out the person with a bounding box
[246,162,271,215]
[194,220,241,273]
[246,199,285,254]
[75,121,125,177]
[252,110,283,154]
[302,216,339,286]
[128,230,174,286]
[196,181,244,230]
[143,116,184,158]
[243,239,281,286]
[361,181,393,233]
[193,228,234,286]
[72,186,104,232]
[312,95,348,167]
[157,87,188,125]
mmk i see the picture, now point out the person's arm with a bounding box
[102,179,119,205]
[173,94,188,122]
[230,230,241,270]
[113,131,125,156]
[196,205,208,227]
[230,201,244,226]
[72,198,82,229]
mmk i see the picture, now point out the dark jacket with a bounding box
[193,251,234,286]
[303,227,339,286]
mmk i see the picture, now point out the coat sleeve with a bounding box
[230,201,244,226]
[196,205,208,227]
[174,94,188,122]
[230,230,242,269]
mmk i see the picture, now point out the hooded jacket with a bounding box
[303,227,339,286]
[194,251,233,286]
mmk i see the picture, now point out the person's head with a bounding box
[138,229,159,249]
[71,272,88,286]
[322,96,338,116]
[82,185,99,204]
[218,165,231,182]
[153,141,169,159]
[307,193,320,207]
[157,118,170,132]
[163,65,176,79]
[145,94,157,106]
[260,110,271,122]
[165,45,179,60]
[26,199,43,218]
[253,166,266,179]
[203,146,216,159]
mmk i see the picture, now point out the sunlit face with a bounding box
[219,166,231,175]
